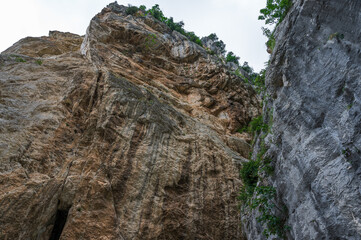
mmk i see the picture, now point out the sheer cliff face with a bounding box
[244,0,361,239]
[0,3,260,240]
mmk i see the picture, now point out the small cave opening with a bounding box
[49,208,69,240]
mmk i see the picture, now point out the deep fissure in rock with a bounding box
[49,208,69,240]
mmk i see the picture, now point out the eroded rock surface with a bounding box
[243,0,361,239]
[0,3,259,239]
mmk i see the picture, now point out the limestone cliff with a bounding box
[243,0,361,239]
[0,3,260,240]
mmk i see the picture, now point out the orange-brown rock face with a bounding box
[0,3,259,240]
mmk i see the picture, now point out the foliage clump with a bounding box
[249,115,269,134]
[126,5,140,15]
[128,4,203,46]
[146,4,167,22]
[258,0,292,25]
[239,115,268,134]
[258,0,293,53]
[225,51,240,65]
[11,55,26,63]
[143,33,158,52]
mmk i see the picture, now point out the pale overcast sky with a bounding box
[0,0,269,71]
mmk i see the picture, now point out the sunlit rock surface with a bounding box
[0,2,260,239]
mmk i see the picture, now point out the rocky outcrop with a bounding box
[0,2,259,240]
[243,0,361,239]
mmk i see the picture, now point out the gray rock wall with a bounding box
[244,0,361,239]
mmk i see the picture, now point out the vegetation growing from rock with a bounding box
[125,5,140,15]
[259,0,292,53]
[125,4,266,91]
[258,0,292,25]
[126,4,254,75]
[239,114,288,239]
[207,33,226,55]
[237,1,295,238]
[225,51,240,65]
[126,4,203,46]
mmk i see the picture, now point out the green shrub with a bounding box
[248,115,269,134]
[185,31,202,46]
[35,60,43,65]
[226,51,240,65]
[126,5,139,15]
[240,159,260,190]
[145,4,202,46]
[238,114,268,135]
[208,33,218,41]
[239,142,288,238]
[15,57,26,63]
[258,0,292,25]
[259,1,292,53]
[252,186,288,238]
[261,157,274,175]
[166,17,185,34]
[144,33,158,51]
[147,4,167,22]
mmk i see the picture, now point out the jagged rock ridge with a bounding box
[0,2,260,240]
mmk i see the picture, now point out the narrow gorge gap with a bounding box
[49,208,69,240]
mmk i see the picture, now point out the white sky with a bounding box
[0,0,269,71]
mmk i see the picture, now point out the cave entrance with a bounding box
[49,208,69,240]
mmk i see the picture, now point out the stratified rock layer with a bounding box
[0,3,259,240]
[243,0,361,239]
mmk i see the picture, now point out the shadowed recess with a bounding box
[49,208,69,240]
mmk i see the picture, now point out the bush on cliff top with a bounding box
[258,0,292,25]
[126,4,203,46]
[225,51,240,65]
[126,5,140,15]
[126,4,261,84]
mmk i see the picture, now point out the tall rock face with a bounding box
[243,0,361,239]
[0,3,260,240]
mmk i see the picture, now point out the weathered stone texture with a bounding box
[0,3,259,240]
[243,0,361,239]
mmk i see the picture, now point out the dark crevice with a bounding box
[89,71,102,111]
[49,208,69,240]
